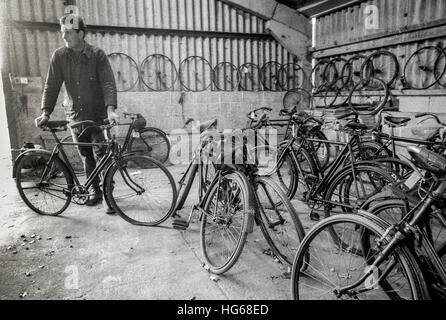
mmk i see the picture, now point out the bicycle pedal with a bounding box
[172,218,189,230]
[309,211,320,222]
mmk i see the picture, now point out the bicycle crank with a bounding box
[71,186,90,205]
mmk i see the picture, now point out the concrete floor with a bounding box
[0,159,317,300]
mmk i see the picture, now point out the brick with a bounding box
[429,96,446,113]
[398,96,429,113]
[220,92,242,103]
[195,92,221,104]
[263,92,285,105]
[242,92,263,104]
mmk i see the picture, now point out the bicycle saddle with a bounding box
[384,116,411,127]
[344,121,369,131]
[69,120,98,130]
[198,119,218,133]
[43,121,69,132]
[407,146,446,175]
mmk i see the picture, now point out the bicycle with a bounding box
[171,124,305,274]
[13,113,177,226]
[291,145,446,300]
[60,113,171,167]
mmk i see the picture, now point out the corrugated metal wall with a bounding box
[315,0,446,48]
[5,0,297,91]
[313,0,446,90]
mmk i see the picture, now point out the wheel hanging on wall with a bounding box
[277,62,305,91]
[348,77,389,111]
[361,50,399,88]
[140,54,178,91]
[107,53,140,92]
[260,61,283,91]
[179,56,213,92]
[212,62,240,91]
[309,59,330,89]
[341,54,368,90]
[403,45,446,90]
[436,47,446,88]
[282,87,312,114]
[323,57,348,90]
[238,63,261,91]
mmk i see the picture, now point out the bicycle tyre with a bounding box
[323,165,396,218]
[15,151,73,216]
[105,154,177,226]
[361,50,399,87]
[305,128,331,171]
[128,127,171,164]
[200,170,254,274]
[255,176,305,265]
[403,46,446,90]
[291,214,429,300]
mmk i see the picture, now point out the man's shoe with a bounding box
[86,192,103,206]
[106,207,116,215]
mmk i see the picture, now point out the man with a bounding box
[35,14,120,214]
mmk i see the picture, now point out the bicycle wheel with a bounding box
[128,127,171,164]
[362,50,399,87]
[404,46,446,90]
[105,154,177,226]
[278,62,305,90]
[342,54,368,89]
[107,53,140,92]
[255,176,305,265]
[310,59,329,88]
[140,54,178,91]
[291,214,428,300]
[200,171,254,274]
[305,128,331,171]
[367,198,446,256]
[261,61,282,91]
[282,88,312,114]
[323,57,348,90]
[348,77,389,110]
[15,152,73,216]
[213,62,240,91]
[179,56,213,92]
[323,165,396,218]
[239,63,261,91]
[291,144,319,201]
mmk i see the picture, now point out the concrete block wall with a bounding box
[11,89,286,152]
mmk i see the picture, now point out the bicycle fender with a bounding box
[321,163,397,200]
[203,169,257,234]
[12,149,61,179]
[222,169,257,234]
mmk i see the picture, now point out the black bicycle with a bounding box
[13,113,177,226]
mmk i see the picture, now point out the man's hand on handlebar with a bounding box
[107,105,120,125]
[34,112,50,128]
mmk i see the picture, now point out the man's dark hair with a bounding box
[60,14,87,38]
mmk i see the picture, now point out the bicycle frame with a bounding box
[41,131,114,191]
[276,127,369,208]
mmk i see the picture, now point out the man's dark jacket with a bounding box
[41,41,117,122]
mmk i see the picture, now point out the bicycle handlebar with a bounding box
[415,112,446,126]
[246,107,272,119]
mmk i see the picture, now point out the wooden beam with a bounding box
[312,20,446,58]
[7,20,274,41]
